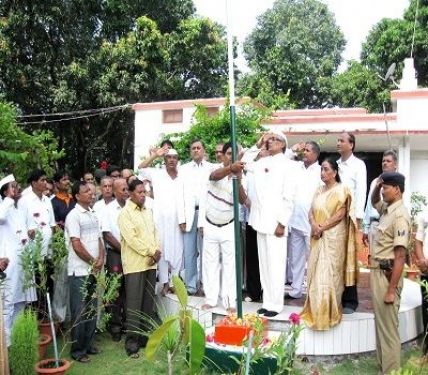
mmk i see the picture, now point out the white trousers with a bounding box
[158,254,182,286]
[202,221,236,309]
[3,299,26,346]
[287,227,309,298]
[257,232,287,313]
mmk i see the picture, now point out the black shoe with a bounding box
[140,335,148,348]
[257,308,267,315]
[284,293,300,300]
[264,310,278,318]
[87,346,100,355]
[111,332,122,342]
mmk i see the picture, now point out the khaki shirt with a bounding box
[118,199,160,274]
[372,199,410,259]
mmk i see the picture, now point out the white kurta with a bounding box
[139,168,184,283]
[17,190,56,257]
[0,197,36,304]
[0,197,37,345]
[245,151,299,313]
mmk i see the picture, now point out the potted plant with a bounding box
[38,333,52,359]
[9,309,39,375]
[35,267,121,374]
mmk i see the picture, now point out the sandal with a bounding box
[128,352,140,359]
[74,355,91,363]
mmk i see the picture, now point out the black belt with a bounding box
[370,218,379,223]
[205,216,234,228]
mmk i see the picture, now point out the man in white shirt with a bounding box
[337,132,367,314]
[138,148,183,297]
[198,142,247,312]
[244,130,298,317]
[18,169,56,257]
[101,178,129,342]
[65,180,104,363]
[93,176,114,223]
[177,140,214,295]
[363,150,398,250]
[286,141,321,299]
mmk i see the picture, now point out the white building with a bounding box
[133,59,428,201]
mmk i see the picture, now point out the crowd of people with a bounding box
[0,130,424,374]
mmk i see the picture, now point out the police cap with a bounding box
[380,171,405,192]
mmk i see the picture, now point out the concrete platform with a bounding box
[158,274,423,356]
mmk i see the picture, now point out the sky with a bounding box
[193,0,410,72]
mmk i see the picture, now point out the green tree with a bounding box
[168,102,268,163]
[0,102,63,182]
[320,61,391,113]
[242,0,345,108]
[0,1,228,177]
[361,0,428,86]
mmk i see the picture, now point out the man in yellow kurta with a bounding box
[118,179,161,358]
[370,172,410,375]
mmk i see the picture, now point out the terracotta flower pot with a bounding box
[35,358,71,375]
[38,320,60,337]
[39,333,52,359]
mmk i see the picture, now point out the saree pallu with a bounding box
[301,184,358,330]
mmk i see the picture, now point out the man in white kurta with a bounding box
[0,175,36,345]
[198,143,247,312]
[286,141,321,299]
[176,141,214,295]
[18,169,56,258]
[337,132,367,314]
[244,131,298,317]
[139,148,184,296]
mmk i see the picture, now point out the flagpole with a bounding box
[226,0,243,319]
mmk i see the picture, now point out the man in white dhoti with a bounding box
[0,175,36,345]
[243,131,299,317]
[139,148,184,296]
[198,142,247,312]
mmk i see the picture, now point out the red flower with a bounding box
[206,333,214,343]
[21,239,27,245]
[289,313,300,325]
[40,222,46,226]
[264,168,269,173]
[33,212,40,218]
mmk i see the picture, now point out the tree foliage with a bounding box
[320,61,391,113]
[0,102,63,182]
[361,0,428,87]
[168,103,268,163]
[241,0,345,108]
[0,1,228,177]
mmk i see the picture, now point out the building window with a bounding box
[163,109,183,123]
[206,107,219,117]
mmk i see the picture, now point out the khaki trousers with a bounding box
[370,268,403,374]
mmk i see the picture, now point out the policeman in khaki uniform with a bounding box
[370,171,410,375]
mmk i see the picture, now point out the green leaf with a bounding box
[188,319,206,374]
[181,309,193,345]
[145,316,178,361]
[172,275,187,308]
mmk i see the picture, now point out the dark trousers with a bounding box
[125,269,156,354]
[342,285,359,310]
[106,248,126,334]
[421,274,428,354]
[69,275,97,360]
[245,224,261,301]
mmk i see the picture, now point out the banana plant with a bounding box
[145,275,205,375]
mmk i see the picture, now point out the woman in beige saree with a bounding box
[301,158,358,330]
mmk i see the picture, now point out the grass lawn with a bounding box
[45,332,428,374]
